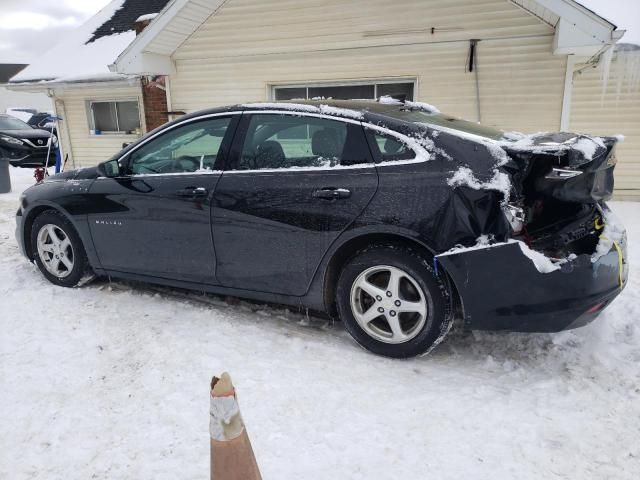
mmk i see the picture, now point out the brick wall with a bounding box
[141,75,168,132]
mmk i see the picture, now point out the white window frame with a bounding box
[87,97,142,136]
[270,78,417,101]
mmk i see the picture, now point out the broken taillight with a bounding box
[585,302,606,315]
[504,204,525,234]
[544,168,582,180]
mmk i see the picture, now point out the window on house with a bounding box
[89,100,141,134]
[273,81,415,102]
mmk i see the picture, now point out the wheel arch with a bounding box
[22,203,95,266]
[321,231,460,316]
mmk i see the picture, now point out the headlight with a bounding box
[0,134,24,146]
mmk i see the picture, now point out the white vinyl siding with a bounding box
[570,50,640,200]
[168,0,564,135]
[53,84,144,168]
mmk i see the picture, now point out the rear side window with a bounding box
[233,114,370,170]
[365,130,416,163]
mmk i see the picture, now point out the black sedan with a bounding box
[0,114,56,167]
[15,100,628,358]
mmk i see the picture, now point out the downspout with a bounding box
[48,90,75,169]
[468,39,481,123]
[560,55,577,131]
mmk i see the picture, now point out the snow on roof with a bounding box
[136,13,159,23]
[10,0,169,85]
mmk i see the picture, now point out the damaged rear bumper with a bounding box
[436,238,628,332]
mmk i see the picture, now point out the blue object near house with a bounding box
[54,147,62,173]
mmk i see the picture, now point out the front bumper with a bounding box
[436,238,628,332]
[4,144,50,168]
[15,208,28,258]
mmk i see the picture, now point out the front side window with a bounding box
[127,117,231,175]
[235,114,369,171]
[89,100,141,134]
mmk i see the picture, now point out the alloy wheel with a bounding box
[349,265,429,344]
[36,224,74,278]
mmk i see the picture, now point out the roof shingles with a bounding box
[88,0,171,43]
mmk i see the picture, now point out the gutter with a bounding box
[5,77,141,93]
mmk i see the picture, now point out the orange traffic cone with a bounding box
[210,373,262,480]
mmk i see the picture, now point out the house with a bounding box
[7,0,172,169]
[8,0,640,198]
[0,64,51,115]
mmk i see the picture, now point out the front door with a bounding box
[87,115,238,284]
[212,112,378,295]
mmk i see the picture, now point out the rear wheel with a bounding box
[31,210,92,287]
[336,245,452,358]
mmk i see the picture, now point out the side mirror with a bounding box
[97,159,121,178]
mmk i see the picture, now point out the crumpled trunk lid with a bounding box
[502,133,619,204]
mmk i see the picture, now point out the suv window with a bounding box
[366,130,416,163]
[128,117,231,175]
[234,114,369,170]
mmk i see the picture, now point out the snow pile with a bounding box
[378,95,402,104]
[483,140,510,166]
[592,208,626,263]
[1,167,639,479]
[500,133,608,159]
[317,104,364,120]
[572,136,606,160]
[516,241,576,274]
[10,0,135,84]
[242,102,364,120]
[377,95,441,113]
[438,235,514,256]
[404,99,440,114]
[447,166,511,201]
[135,13,159,23]
[438,235,574,274]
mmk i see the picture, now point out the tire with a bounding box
[30,210,92,287]
[336,244,452,358]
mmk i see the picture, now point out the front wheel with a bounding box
[31,210,92,287]
[336,245,452,358]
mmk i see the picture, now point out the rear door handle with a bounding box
[312,187,351,200]
[177,186,208,197]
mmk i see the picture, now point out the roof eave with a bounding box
[113,0,228,75]
[533,0,621,56]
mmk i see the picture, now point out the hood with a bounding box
[47,166,100,181]
[0,128,53,140]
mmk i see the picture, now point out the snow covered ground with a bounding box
[1,167,639,479]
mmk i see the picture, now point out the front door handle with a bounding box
[177,186,208,197]
[312,187,352,200]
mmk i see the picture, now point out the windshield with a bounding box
[0,115,31,130]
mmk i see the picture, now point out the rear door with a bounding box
[88,114,238,284]
[212,111,378,296]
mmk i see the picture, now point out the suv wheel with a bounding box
[31,210,92,287]
[336,244,452,358]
